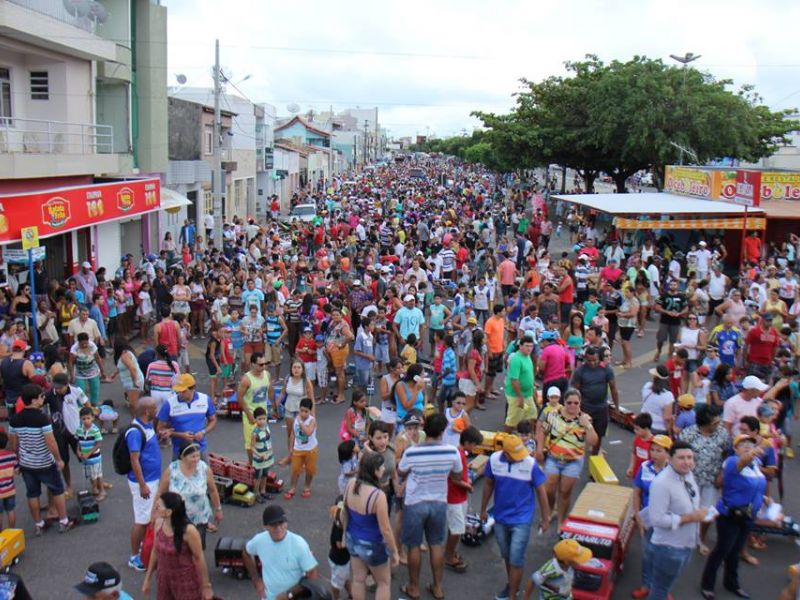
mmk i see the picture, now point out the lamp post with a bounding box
[669,52,702,166]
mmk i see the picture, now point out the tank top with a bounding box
[395,382,424,421]
[154,526,198,576]
[443,407,465,447]
[539,297,558,323]
[381,373,398,412]
[265,315,282,345]
[293,414,318,451]
[708,273,727,300]
[157,320,179,357]
[725,300,746,324]
[678,328,701,360]
[117,351,144,389]
[242,370,271,414]
[0,358,28,400]
[429,304,446,330]
[346,487,383,542]
[283,376,306,413]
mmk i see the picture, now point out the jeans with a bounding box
[647,543,692,600]
[640,528,654,588]
[494,521,531,568]
[701,514,752,592]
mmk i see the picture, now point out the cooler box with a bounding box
[570,483,633,528]
[572,572,613,600]
[560,517,632,574]
[573,557,613,592]
[0,529,24,570]
[588,455,619,485]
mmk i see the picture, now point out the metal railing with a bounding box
[7,0,97,32]
[0,117,113,154]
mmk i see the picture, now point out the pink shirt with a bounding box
[722,393,763,436]
[498,260,516,286]
[539,343,567,383]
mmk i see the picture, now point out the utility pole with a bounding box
[364,119,369,166]
[374,107,379,160]
[669,52,701,166]
[212,39,223,248]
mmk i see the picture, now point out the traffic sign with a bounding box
[20,226,39,250]
[5,247,45,264]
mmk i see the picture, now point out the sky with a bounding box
[164,0,800,139]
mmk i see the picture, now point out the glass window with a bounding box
[0,68,11,124]
[30,71,49,100]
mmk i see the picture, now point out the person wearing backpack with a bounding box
[114,396,161,572]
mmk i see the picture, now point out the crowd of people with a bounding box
[0,157,798,600]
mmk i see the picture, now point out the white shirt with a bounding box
[204,214,214,230]
[641,382,675,432]
[647,264,661,297]
[695,248,712,272]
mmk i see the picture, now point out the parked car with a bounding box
[279,203,317,223]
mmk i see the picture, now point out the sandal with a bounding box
[399,584,420,600]
[301,489,312,499]
[445,558,467,573]
[426,583,445,600]
[748,537,766,550]
[283,490,296,500]
[207,523,218,533]
[741,553,759,566]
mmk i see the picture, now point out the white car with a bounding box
[279,203,317,223]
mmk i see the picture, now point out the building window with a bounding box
[0,68,11,124]
[30,71,49,100]
[204,190,213,215]
[204,128,213,155]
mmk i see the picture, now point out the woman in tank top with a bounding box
[676,312,706,372]
[113,338,144,412]
[379,359,403,437]
[277,360,315,466]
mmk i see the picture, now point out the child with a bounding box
[295,326,319,393]
[315,334,330,404]
[541,387,562,422]
[517,420,536,455]
[76,406,105,500]
[590,307,609,335]
[219,325,235,391]
[137,282,154,342]
[582,290,601,327]
[97,399,119,435]
[0,431,17,530]
[690,365,711,405]
[224,308,245,374]
[400,333,418,369]
[701,345,721,377]
[373,307,391,374]
[211,290,228,328]
[175,314,191,373]
[523,539,593,600]
[30,351,47,377]
[328,496,351,600]
[626,413,653,479]
[336,439,359,495]
[284,398,318,499]
[340,389,369,446]
[443,392,470,447]
[250,407,274,502]
[674,393,696,436]
[444,426,482,573]
[431,329,446,402]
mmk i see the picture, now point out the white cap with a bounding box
[547,386,562,398]
[352,279,362,286]
[742,375,768,392]
[82,261,92,269]
[403,294,415,302]
[381,266,391,273]
[699,241,707,246]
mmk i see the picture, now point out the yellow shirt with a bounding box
[400,345,417,368]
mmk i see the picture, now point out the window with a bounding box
[0,68,11,124]
[204,190,213,214]
[30,71,48,100]
[204,128,213,155]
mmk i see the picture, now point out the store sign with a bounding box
[734,170,761,207]
[761,172,800,200]
[4,247,46,264]
[0,178,160,244]
[663,166,714,198]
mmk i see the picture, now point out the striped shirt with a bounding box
[265,315,283,345]
[531,557,574,600]
[439,249,456,272]
[0,450,17,498]
[441,347,457,386]
[397,442,462,505]
[541,411,587,461]
[76,423,103,465]
[145,360,180,392]
[9,408,56,470]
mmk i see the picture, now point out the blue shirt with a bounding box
[633,460,664,509]
[225,316,244,349]
[157,392,216,453]
[485,451,547,525]
[245,530,318,600]
[241,289,265,316]
[125,418,161,483]
[675,409,696,431]
[394,306,425,340]
[441,347,457,386]
[88,305,107,339]
[716,455,767,517]
[353,330,374,370]
[711,327,741,367]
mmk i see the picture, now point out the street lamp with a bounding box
[669,52,702,165]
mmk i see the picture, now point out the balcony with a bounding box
[0,116,126,178]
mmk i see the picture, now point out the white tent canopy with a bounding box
[552,192,765,216]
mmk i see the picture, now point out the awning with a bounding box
[758,199,800,220]
[160,188,194,213]
[553,192,765,216]
[614,217,767,231]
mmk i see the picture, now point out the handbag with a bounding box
[727,504,753,523]
[140,522,155,568]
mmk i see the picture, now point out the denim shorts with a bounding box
[0,496,15,513]
[544,456,585,479]
[494,521,532,567]
[402,501,447,547]
[346,532,389,567]
[21,465,65,499]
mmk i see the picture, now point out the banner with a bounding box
[761,172,800,201]
[663,166,715,198]
[0,178,160,244]
[614,216,766,230]
[734,170,762,207]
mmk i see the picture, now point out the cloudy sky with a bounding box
[165,0,800,138]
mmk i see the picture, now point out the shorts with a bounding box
[21,465,65,499]
[254,467,272,480]
[656,322,681,346]
[244,341,265,355]
[291,447,319,477]
[699,483,719,508]
[83,461,103,481]
[0,496,15,513]
[620,326,635,341]
[316,363,329,388]
[458,378,477,396]
[544,456,585,479]
[446,501,468,535]
[583,405,609,438]
[328,558,351,590]
[302,361,317,383]
[505,396,538,427]
[267,344,283,366]
[375,343,390,365]
[346,532,389,567]
[487,352,504,377]
[380,407,397,424]
[178,349,190,370]
[56,434,78,467]
[206,360,219,377]
[129,479,160,525]
[402,501,447,547]
[494,521,531,568]
[329,345,349,369]
[220,364,233,378]
[243,418,256,451]
[355,368,373,389]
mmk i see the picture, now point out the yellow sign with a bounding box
[20,226,39,250]
[614,217,766,230]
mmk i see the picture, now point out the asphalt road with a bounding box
[13,242,799,600]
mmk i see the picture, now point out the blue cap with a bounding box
[314,334,324,342]
[541,330,559,341]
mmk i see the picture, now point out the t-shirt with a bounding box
[745,325,779,365]
[292,414,318,452]
[532,557,574,600]
[717,455,767,517]
[9,408,55,470]
[0,450,17,498]
[245,530,318,600]
[709,325,742,367]
[125,419,161,483]
[157,392,216,453]
[397,442,462,506]
[657,293,687,326]
[498,260,516,285]
[640,383,675,432]
[539,343,567,383]
[632,435,652,478]
[484,451,547,525]
[722,394,763,436]
[446,447,470,505]
[394,306,425,339]
[633,460,662,509]
[70,341,100,379]
[76,423,103,465]
[505,351,535,398]
[571,364,614,409]
[484,316,506,354]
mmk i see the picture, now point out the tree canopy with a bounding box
[439,55,796,192]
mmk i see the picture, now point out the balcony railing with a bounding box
[0,117,113,154]
[7,0,101,32]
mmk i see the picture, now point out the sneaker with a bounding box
[128,554,146,572]
[58,519,75,533]
[495,585,510,600]
[33,521,45,537]
[631,587,650,599]
[787,447,795,459]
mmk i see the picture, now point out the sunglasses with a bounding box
[683,479,696,499]
[256,362,267,366]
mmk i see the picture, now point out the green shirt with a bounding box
[504,351,535,398]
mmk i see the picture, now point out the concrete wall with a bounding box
[96,81,131,153]
[134,0,167,173]
[168,97,202,160]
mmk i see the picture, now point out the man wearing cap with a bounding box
[743,313,779,380]
[480,434,550,600]
[243,505,319,600]
[722,375,768,437]
[394,294,425,344]
[75,561,133,599]
[157,374,217,459]
[0,339,35,414]
[695,240,712,281]
[504,335,537,433]
[74,262,97,307]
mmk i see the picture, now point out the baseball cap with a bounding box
[677,393,696,409]
[302,326,313,333]
[74,562,121,595]
[261,504,288,526]
[554,538,592,564]
[381,266,391,274]
[742,375,768,392]
[81,261,92,269]
[547,386,562,398]
[11,339,28,351]
[761,312,774,321]
[467,316,478,324]
[757,403,776,418]
[651,434,673,450]
[402,409,424,427]
[403,294,415,302]
[353,280,362,286]
[314,334,324,342]
[699,241,707,246]
[696,365,710,376]
[172,373,197,392]
[733,433,757,447]
[540,330,558,342]
[501,434,529,462]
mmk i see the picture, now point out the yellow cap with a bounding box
[554,539,592,564]
[677,393,696,409]
[651,435,673,450]
[172,373,197,392]
[501,434,529,462]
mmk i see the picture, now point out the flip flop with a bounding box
[399,584,420,600]
[283,490,295,500]
[741,554,759,566]
[301,489,312,499]
[426,583,445,600]
[445,558,467,573]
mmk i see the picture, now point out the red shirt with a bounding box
[579,246,600,264]
[295,337,318,363]
[558,275,574,304]
[746,324,779,365]
[447,447,469,504]
[665,358,684,398]
[632,435,652,478]
[743,236,762,262]
[600,267,622,284]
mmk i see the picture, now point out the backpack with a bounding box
[112,422,146,475]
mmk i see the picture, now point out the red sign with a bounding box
[734,170,761,207]
[0,178,160,243]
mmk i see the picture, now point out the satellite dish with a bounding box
[220,66,233,82]
[176,74,187,85]
[88,1,108,23]
[286,103,300,114]
[63,0,90,17]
